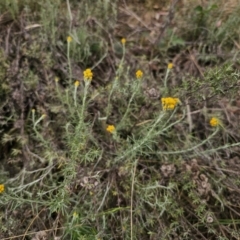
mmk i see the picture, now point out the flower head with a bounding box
[106,125,115,133]
[161,97,179,110]
[55,77,59,83]
[83,68,93,81]
[210,117,220,127]
[74,80,80,87]
[136,70,143,79]
[67,36,72,43]
[73,212,78,218]
[168,63,173,69]
[121,38,126,45]
[0,184,4,193]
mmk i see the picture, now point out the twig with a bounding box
[22,208,46,240]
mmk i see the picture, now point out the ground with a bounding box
[1,0,240,239]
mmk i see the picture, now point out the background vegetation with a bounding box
[1,0,240,239]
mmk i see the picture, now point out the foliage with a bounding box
[1,0,240,239]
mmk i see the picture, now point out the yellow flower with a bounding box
[136,70,143,79]
[112,190,118,196]
[74,80,80,87]
[55,77,59,82]
[83,68,93,81]
[121,38,126,45]
[31,109,35,113]
[0,184,4,193]
[67,36,72,43]
[106,125,115,133]
[168,63,173,69]
[161,97,179,110]
[210,117,220,127]
[73,212,78,218]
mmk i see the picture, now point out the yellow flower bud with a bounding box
[74,80,80,87]
[121,38,126,45]
[67,36,72,43]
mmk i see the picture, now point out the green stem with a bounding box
[80,81,90,122]
[73,86,77,107]
[163,68,170,92]
[106,44,126,118]
[154,128,219,155]
[67,42,72,83]
[120,81,140,127]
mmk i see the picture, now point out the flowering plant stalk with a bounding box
[67,36,73,83]
[33,113,46,129]
[74,80,80,107]
[105,39,126,118]
[105,76,118,119]
[163,63,173,91]
[79,81,90,122]
[79,69,92,122]
[119,71,143,127]
[32,111,48,145]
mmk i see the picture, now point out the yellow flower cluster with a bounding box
[83,68,93,81]
[74,80,80,87]
[168,63,173,69]
[136,70,143,79]
[121,38,126,45]
[210,117,220,127]
[106,125,115,133]
[161,97,179,110]
[67,36,72,43]
[0,184,4,193]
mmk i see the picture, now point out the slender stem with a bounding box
[67,42,72,83]
[106,44,126,118]
[130,159,137,240]
[154,128,219,155]
[74,86,77,107]
[120,81,140,127]
[66,0,73,31]
[106,76,118,117]
[80,81,90,122]
[164,68,170,90]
